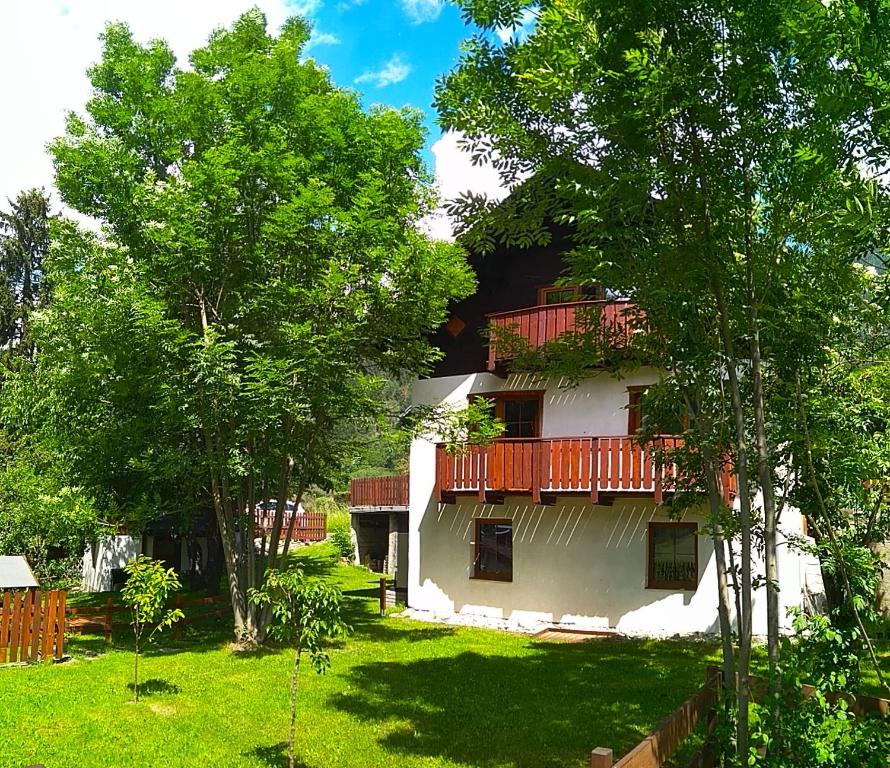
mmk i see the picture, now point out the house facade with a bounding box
[351,243,824,635]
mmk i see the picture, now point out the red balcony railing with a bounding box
[349,475,410,509]
[435,437,736,506]
[486,299,640,371]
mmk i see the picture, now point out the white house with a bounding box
[352,241,824,635]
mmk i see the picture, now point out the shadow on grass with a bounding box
[128,678,182,696]
[243,742,310,768]
[329,639,713,768]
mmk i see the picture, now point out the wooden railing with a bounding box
[253,510,327,542]
[436,437,736,505]
[591,670,721,768]
[349,475,410,509]
[0,589,66,664]
[487,299,640,371]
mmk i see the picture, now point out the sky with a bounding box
[0,0,511,238]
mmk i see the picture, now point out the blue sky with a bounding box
[296,0,472,162]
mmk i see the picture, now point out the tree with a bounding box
[0,189,51,361]
[249,568,348,768]
[42,10,473,641]
[437,0,890,757]
[121,555,184,702]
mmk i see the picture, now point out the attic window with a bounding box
[445,316,466,337]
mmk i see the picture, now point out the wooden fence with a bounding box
[590,666,890,768]
[350,475,410,509]
[253,510,327,542]
[66,593,230,641]
[0,589,66,664]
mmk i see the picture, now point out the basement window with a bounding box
[647,522,698,590]
[473,519,513,582]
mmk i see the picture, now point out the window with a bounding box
[539,285,581,305]
[472,392,543,439]
[627,387,687,435]
[647,522,698,590]
[499,397,540,438]
[474,519,513,581]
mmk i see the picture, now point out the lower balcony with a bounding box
[348,474,410,511]
[435,437,735,506]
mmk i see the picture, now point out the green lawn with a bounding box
[1,544,884,768]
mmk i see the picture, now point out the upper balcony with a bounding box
[486,299,640,372]
[435,436,736,507]
[348,475,409,511]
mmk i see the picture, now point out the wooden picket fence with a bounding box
[0,589,66,664]
[590,666,890,768]
[66,592,230,641]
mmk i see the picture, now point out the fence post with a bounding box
[379,577,386,617]
[104,596,114,644]
[590,747,613,768]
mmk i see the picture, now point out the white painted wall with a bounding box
[81,535,141,592]
[408,371,818,635]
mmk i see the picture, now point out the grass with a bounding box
[1,543,886,768]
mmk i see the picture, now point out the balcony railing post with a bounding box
[532,441,542,504]
[478,446,487,502]
[590,438,599,503]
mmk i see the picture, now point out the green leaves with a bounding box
[121,554,184,638]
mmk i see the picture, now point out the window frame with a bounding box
[471,390,545,439]
[647,521,699,590]
[538,284,582,305]
[627,385,647,434]
[472,518,514,582]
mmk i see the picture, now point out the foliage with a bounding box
[411,396,505,453]
[31,9,473,639]
[748,611,890,767]
[0,188,51,361]
[121,555,184,701]
[249,567,349,768]
[0,435,100,586]
[312,495,354,560]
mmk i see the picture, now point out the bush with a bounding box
[309,495,353,561]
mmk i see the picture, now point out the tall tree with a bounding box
[437,0,890,757]
[0,188,51,361]
[37,11,473,641]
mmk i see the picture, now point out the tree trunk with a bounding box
[133,637,140,702]
[289,644,302,768]
[714,280,754,760]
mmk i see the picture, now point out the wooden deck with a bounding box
[435,436,736,506]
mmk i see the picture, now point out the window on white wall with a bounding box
[647,522,698,590]
[473,519,513,581]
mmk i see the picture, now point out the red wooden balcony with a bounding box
[349,474,410,510]
[435,437,736,506]
[487,299,640,372]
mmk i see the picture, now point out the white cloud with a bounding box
[305,30,341,50]
[0,1,295,212]
[286,0,322,16]
[400,0,444,24]
[496,7,537,43]
[355,54,412,88]
[420,131,510,241]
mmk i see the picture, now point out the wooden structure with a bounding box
[0,589,66,664]
[349,475,410,510]
[487,299,640,372]
[591,667,890,768]
[253,510,326,542]
[591,669,722,768]
[66,593,230,641]
[436,436,736,505]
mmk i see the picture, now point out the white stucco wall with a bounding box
[408,371,817,636]
[81,535,141,592]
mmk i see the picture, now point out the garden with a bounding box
[0,544,733,768]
